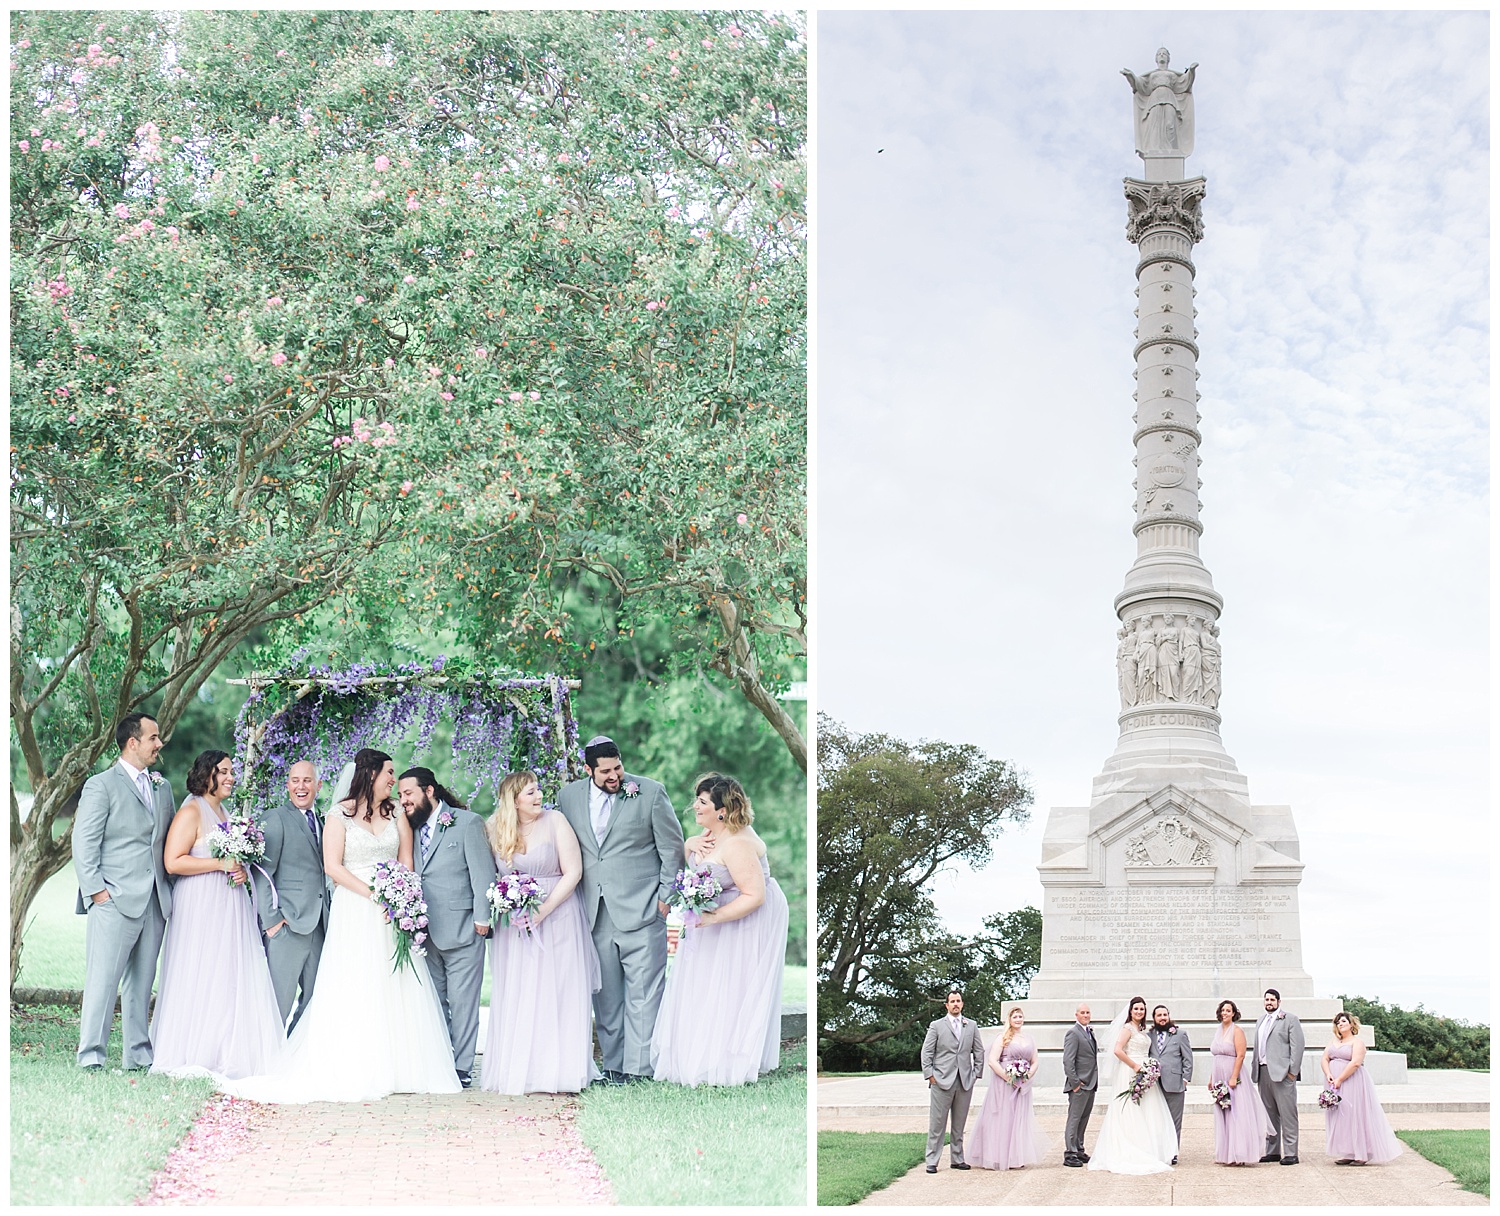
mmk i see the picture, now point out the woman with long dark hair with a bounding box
[225,748,460,1102]
[151,749,285,1079]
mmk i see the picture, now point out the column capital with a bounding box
[1124,176,1206,244]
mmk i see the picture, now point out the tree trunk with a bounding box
[9,795,74,988]
[713,597,808,772]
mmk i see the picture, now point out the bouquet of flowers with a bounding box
[208,810,266,894]
[1003,1058,1033,1089]
[488,872,544,937]
[1318,1085,1342,1109]
[1119,1057,1162,1105]
[1208,1080,1233,1110]
[667,864,722,933]
[369,860,429,977]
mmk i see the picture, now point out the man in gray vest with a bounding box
[399,766,496,1087]
[1061,1001,1098,1167]
[1148,1004,1193,1163]
[250,760,330,1031]
[558,736,683,1084]
[1254,988,1305,1164]
[920,988,985,1172]
[72,712,176,1070]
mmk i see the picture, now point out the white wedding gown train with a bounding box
[1087,1028,1178,1174]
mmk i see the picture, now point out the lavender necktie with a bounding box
[137,771,154,810]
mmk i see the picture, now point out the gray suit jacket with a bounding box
[72,762,174,920]
[415,803,497,952]
[250,800,330,936]
[921,1015,985,1092]
[558,775,684,933]
[1147,1024,1194,1091]
[1254,1010,1305,1083]
[1062,1022,1100,1092]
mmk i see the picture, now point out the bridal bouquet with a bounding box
[1119,1057,1162,1104]
[1003,1059,1033,1089]
[208,810,266,894]
[667,864,722,934]
[1318,1085,1342,1109]
[369,861,429,977]
[488,872,543,937]
[1208,1080,1233,1110]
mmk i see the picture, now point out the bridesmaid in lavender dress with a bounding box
[150,750,285,1079]
[968,1006,1046,1169]
[481,770,601,1094]
[1208,999,1268,1165]
[1323,1011,1403,1165]
[651,775,789,1087]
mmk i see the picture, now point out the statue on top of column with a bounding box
[1122,47,1197,159]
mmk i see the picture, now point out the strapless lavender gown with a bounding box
[1324,1041,1403,1164]
[481,811,601,1094]
[651,852,789,1087]
[968,1035,1045,1169]
[150,815,285,1080]
[1210,1031,1269,1164]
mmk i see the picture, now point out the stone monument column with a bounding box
[1014,50,1401,1085]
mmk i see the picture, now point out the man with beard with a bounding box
[397,767,496,1088]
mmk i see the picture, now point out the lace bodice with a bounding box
[338,812,399,881]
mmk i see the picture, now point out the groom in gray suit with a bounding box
[72,713,176,1070]
[558,736,684,1084]
[399,767,496,1088]
[921,988,985,1171]
[250,760,330,1031]
[1061,1002,1098,1166]
[1148,1005,1193,1162]
[1254,988,1306,1164]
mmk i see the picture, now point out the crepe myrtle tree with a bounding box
[9,8,806,980]
[816,715,1034,1057]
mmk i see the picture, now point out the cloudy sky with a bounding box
[816,11,1489,1022]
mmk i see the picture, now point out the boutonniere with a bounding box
[435,807,456,829]
[148,771,166,788]
[622,781,640,799]
[1166,1026,1177,1035]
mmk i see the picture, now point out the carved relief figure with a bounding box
[1124,815,1214,867]
[1154,614,1180,702]
[1117,625,1139,708]
[1179,616,1204,704]
[1201,622,1222,709]
[1132,617,1158,703]
[1122,48,1197,158]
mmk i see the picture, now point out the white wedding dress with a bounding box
[1087,1026,1179,1174]
[222,813,461,1103]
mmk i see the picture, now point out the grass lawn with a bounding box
[817,1130,933,1205]
[575,1038,808,1205]
[11,1005,215,1206]
[1398,1129,1489,1197]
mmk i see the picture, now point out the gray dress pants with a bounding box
[1065,1088,1096,1157]
[590,898,667,1077]
[1256,1065,1300,1158]
[926,1080,974,1167]
[78,897,165,1069]
[425,933,487,1080]
[264,922,324,1032]
[1163,1088,1185,1143]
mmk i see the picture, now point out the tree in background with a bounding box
[1336,995,1489,1070]
[816,714,1033,1068]
[10,10,805,984]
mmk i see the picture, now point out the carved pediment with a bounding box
[1124,814,1213,866]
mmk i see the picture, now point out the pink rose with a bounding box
[223,374,234,384]
[374,154,390,172]
[473,347,487,359]
[354,295,365,304]
[528,391,540,401]
[645,37,655,47]
[267,296,283,307]
[406,195,420,211]
[17,141,28,152]
[403,274,416,284]
[271,352,287,366]
[509,392,522,402]
[737,513,748,525]
[400,480,413,494]
[113,203,130,220]
[440,391,454,401]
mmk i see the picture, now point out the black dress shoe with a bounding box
[458,1074,473,1089]
[1063,1156,1083,1168]
[80,1063,102,1072]
[1171,1156,1178,1165]
[1078,1152,1090,1163]
[925,1165,937,1174]
[1259,1153,1281,1163]
[1280,1156,1299,1166]
[624,1072,651,1084]
[950,1162,970,1171]
[601,1069,626,1086]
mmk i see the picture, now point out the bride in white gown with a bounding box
[223,749,461,1103]
[1087,996,1178,1174]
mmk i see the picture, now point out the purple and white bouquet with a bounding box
[1002,1058,1033,1089]
[208,809,266,893]
[369,860,429,976]
[1318,1085,1342,1109]
[1208,1080,1233,1110]
[488,871,543,936]
[1119,1057,1162,1105]
[667,864,722,933]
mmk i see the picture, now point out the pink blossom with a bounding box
[473,347,487,359]
[384,357,395,369]
[17,38,29,48]
[557,152,569,163]
[666,206,680,218]
[645,301,660,311]
[85,136,100,147]
[17,140,28,153]
[403,275,416,284]
[56,386,69,398]
[727,24,744,37]
[29,128,40,137]
[251,152,260,164]
[270,352,287,366]
[276,49,288,58]
[374,154,390,172]
[406,195,420,211]
[113,203,130,220]
[668,49,679,60]
[463,248,475,258]
[400,480,413,494]
[509,392,522,402]
[171,135,183,143]
[138,218,154,232]
[354,295,365,304]
[104,385,116,394]
[166,226,179,243]
[223,374,234,384]
[440,391,454,401]
[645,37,655,48]
[670,66,680,77]
[737,513,748,524]
[267,296,283,307]
[528,390,540,401]
[68,413,77,423]
[702,39,713,48]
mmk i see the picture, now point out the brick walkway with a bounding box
[143,1090,612,1206]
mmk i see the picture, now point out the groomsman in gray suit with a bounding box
[72,713,176,1070]
[1061,1002,1098,1167]
[558,736,684,1084]
[250,760,330,1031]
[399,767,496,1088]
[1148,1004,1193,1162]
[1254,988,1305,1164]
[920,989,985,1172]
